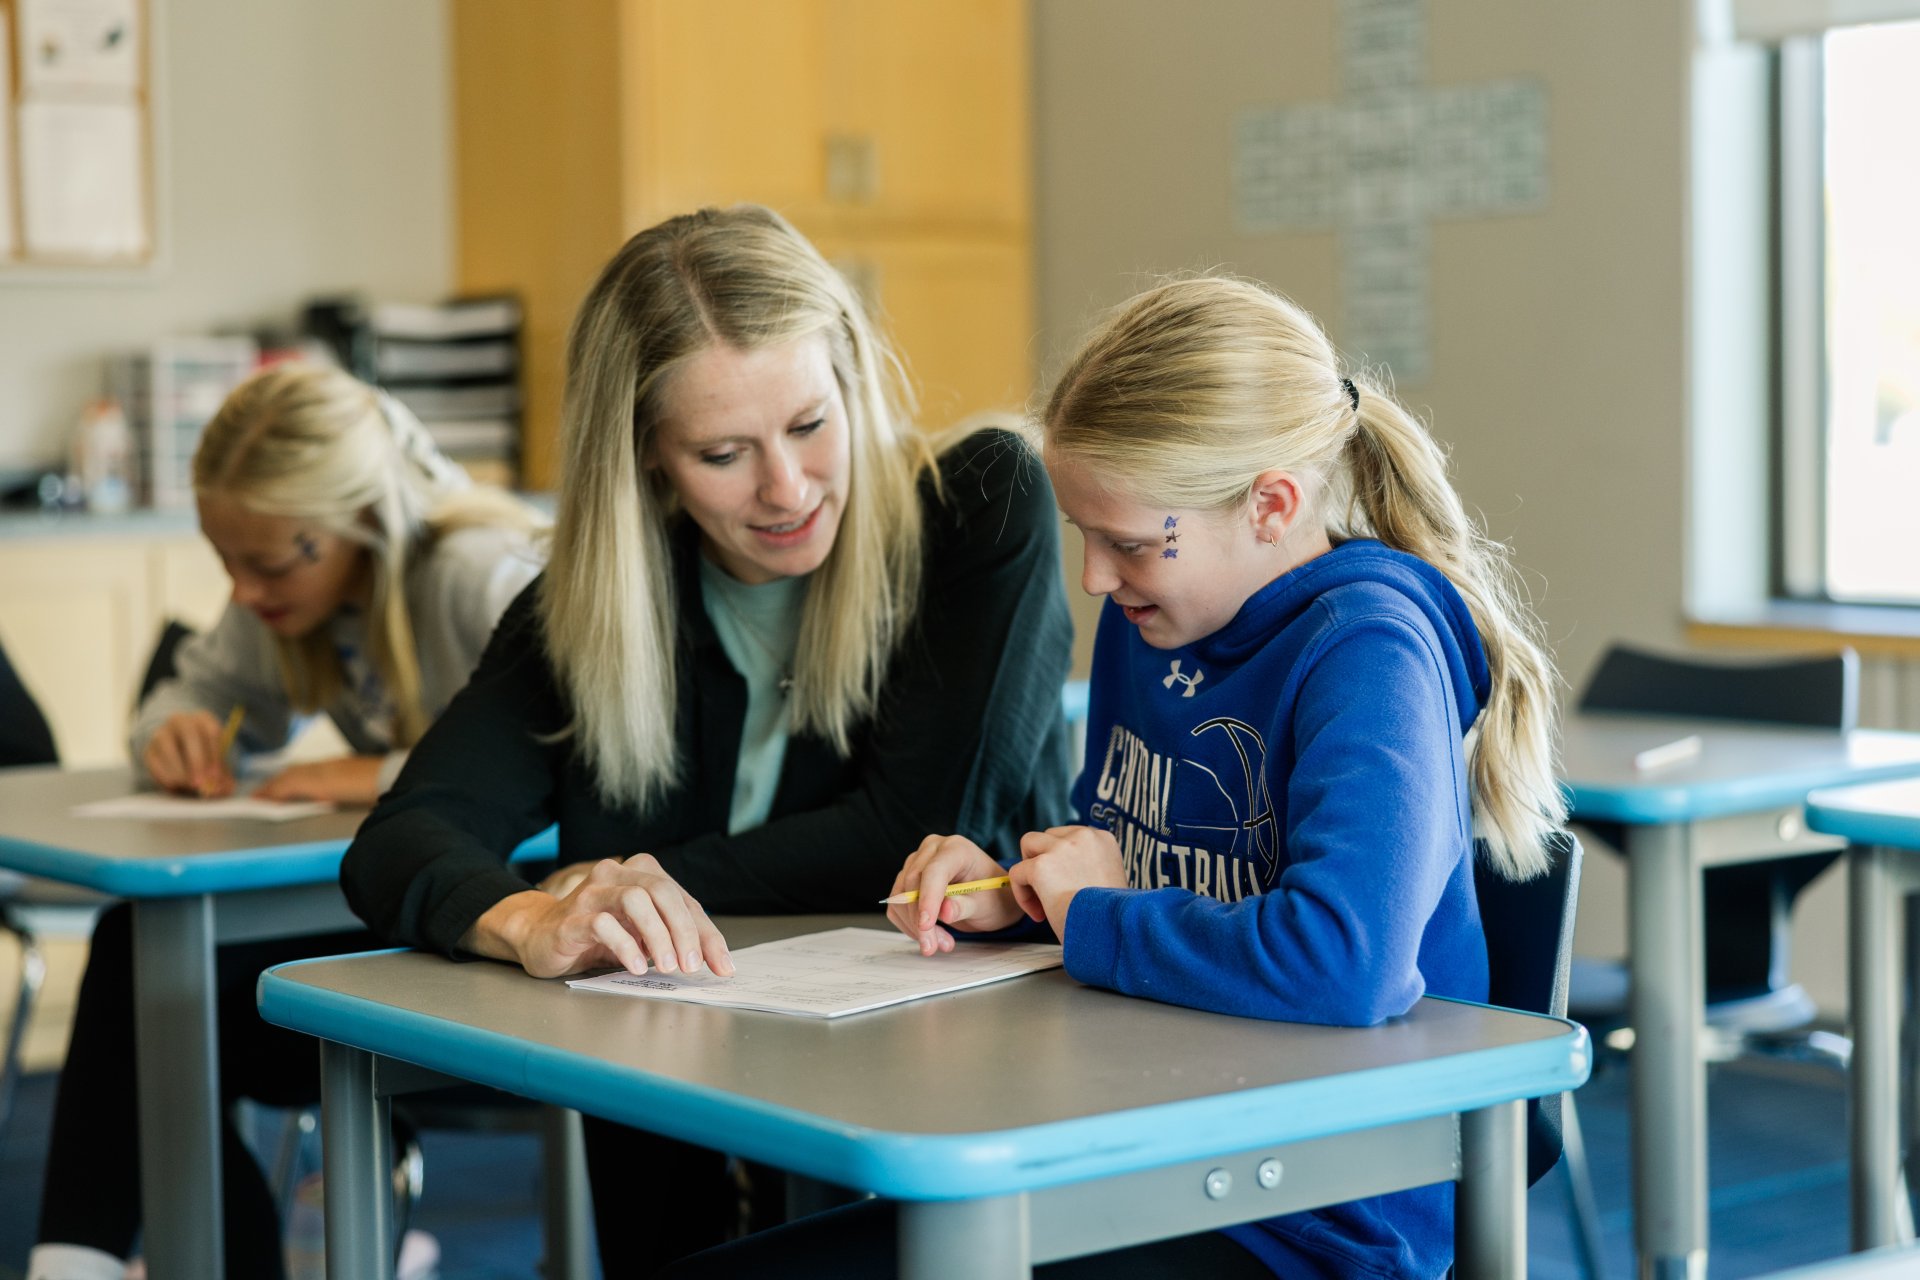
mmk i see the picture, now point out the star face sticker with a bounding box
[293,531,321,563]
[1161,548,1178,559]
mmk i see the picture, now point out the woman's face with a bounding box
[196,494,369,638]
[648,335,852,584]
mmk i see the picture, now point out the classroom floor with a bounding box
[0,1051,1866,1279]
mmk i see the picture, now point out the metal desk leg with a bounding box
[1852,843,1905,1249]
[1457,1100,1526,1279]
[1628,822,1707,1280]
[541,1105,593,1280]
[131,896,222,1280]
[900,1194,1029,1279]
[320,1041,395,1280]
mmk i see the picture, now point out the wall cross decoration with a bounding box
[1233,0,1548,381]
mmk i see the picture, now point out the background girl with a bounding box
[32,362,543,1280]
[340,205,1076,1275]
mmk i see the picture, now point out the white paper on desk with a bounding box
[71,794,335,823]
[568,926,1063,1018]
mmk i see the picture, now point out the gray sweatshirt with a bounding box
[131,523,543,790]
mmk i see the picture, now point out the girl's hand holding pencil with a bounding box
[142,707,243,798]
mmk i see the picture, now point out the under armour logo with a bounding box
[1163,660,1204,697]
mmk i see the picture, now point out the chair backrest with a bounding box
[1579,643,1857,731]
[0,638,58,768]
[1474,830,1583,1186]
[137,618,196,706]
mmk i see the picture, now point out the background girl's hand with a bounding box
[142,710,236,797]
[1008,825,1128,942]
[253,755,384,806]
[886,833,1023,955]
[471,854,734,981]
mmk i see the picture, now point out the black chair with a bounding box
[0,636,62,1138]
[137,617,195,705]
[1572,644,1856,1054]
[1473,830,1605,1278]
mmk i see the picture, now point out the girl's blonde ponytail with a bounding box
[1339,382,1563,878]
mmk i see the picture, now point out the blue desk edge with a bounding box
[0,825,559,897]
[258,959,1590,1201]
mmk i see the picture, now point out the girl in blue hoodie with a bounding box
[664,276,1566,1280]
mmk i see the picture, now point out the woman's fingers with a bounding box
[589,910,648,975]
[687,898,735,977]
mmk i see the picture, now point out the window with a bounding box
[1777,19,1920,604]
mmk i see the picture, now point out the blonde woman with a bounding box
[677,276,1565,1278]
[31,364,543,1280]
[341,205,1076,1273]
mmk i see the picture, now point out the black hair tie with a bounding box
[1341,377,1359,411]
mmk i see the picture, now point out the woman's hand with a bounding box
[253,756,385,806]
[464,854,734,981]
[142,711,237,797]
[1009,825,1128,942]
[886,834,1024,956]
[535,861,594,899]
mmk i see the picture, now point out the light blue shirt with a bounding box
[699,557,807,834]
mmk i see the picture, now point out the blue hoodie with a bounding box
[1063,539,1490,1280]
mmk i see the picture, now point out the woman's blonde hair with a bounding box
[544,204,935,812]
[1042,276,1563,879]
[194,362,540,747]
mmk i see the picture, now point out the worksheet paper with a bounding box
[568,926,1063,1018]
[72,794,334,822]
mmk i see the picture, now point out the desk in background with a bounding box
[0,764,557,1280]
[1805,776,1920,1252]
[1562,713,1920,1280]
[259,914,1589,1280]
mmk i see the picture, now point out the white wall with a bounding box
[0,0,453,471]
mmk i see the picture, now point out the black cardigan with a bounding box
[342,430,1077,954]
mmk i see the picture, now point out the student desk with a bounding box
[0,764,556,1280]
[1561,714,1920,1280]
[258,914,1589,1280]
[1805,776,1920,1251]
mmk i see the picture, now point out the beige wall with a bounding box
[1031,1,1833,1001]
[0,0,453,471]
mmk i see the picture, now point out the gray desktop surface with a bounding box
[0,764,365,894]
[265,915,1585,1198]
[1560,712,1920,825]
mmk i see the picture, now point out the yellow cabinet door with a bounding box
[808,233,1034,428]
[819,0,1029,230]
[627,0,829,223]
[0,540,154,767]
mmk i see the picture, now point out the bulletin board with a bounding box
[0,0,154,271]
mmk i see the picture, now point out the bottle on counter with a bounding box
[70,397,134,514]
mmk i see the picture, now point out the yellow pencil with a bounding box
[878,875,1011,906]
[216,704,245,758]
